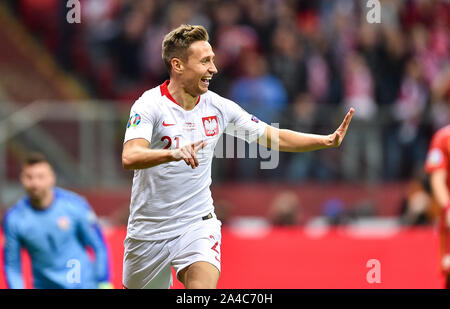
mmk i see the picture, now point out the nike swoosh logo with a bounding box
[162,121,175,126]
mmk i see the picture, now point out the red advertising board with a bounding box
[0,226,446,289]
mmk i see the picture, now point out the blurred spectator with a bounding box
[374,27,407,106]
[342,52,377,127]
[322,198,348,225]
[282,93,318,181]
[211,1,259,73]
[214,199,232,226]
[79,0,121,97]
[429,64,450,131]
[341,52,382,182]
[347,199,377,220]
[208,0,259,95]
[142,1,195,84]
[239,0,275,53]
[398,178,433,226]
[305,33,332,105]
[269,24,307,101]
[268,191,302,226]
[17,0,60,53]
[229,50,288,180]
[386,57,429,179]
[230,50,288,127]
[110,1,153,84]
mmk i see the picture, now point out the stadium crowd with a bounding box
[6,0,450,183]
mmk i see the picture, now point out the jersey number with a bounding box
[161,136,180,149]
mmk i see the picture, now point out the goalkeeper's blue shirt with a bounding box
[2,187,110,289]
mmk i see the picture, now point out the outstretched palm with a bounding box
[329,108,355,147]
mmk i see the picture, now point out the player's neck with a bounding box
[29,188,54,210]
[167,80,198,111]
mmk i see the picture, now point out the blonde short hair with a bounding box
[162,24,209,73]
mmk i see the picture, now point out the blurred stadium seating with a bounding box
[0,0,449,288]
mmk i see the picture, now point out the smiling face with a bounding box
[179,40,218,96]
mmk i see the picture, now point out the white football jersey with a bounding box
[124,80,267,240]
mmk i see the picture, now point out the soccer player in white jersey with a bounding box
[122,24,354,289]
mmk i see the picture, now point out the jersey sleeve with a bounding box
[123,95,158,145]
[425,130,449,174]
[2,211,24,289]
[73,197,110,284]
[222,98,268,143]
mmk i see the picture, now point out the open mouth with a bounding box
[200,77,212,86]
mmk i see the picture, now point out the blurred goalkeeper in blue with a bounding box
[2,152,112,289]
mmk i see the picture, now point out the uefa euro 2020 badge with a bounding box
[127,113,141,128]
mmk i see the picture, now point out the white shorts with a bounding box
[122,216,222,289]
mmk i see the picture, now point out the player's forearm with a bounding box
[261,127,332,152]
[279,129,333,152]
[431,171,450,208]
[4,257,24,289]
[5,268,24,289]
[93,248,110,282]
[84,224,110,282]
[3,232,24,288]
[122,147,174,170]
